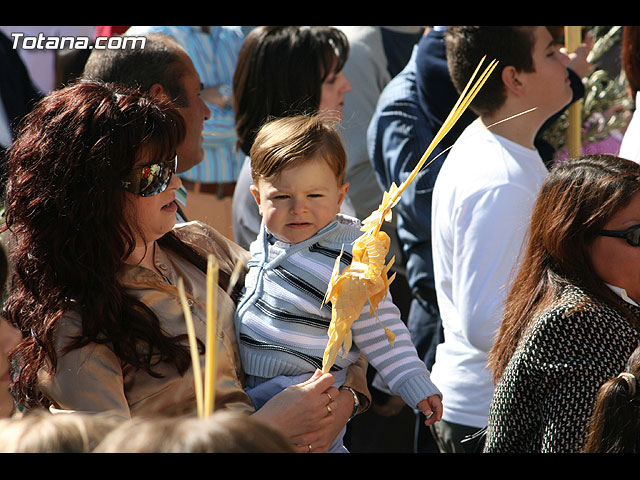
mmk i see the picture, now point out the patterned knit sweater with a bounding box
[234,215,441,408]
[484,284,640,453]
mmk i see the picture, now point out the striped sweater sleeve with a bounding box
[350,293,441,407]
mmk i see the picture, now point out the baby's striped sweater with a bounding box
[234,215,441,408]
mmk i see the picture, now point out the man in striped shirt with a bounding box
[126,26,246,239]
[83,32,211,224]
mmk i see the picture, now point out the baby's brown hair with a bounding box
[250,115,347,186]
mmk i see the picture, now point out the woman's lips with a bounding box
[162,200,177,212]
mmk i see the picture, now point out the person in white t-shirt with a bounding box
[429,26,575,453]
[618,26,640,164]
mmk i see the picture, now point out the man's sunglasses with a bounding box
[599,224,640,247]
[121,155,177,197]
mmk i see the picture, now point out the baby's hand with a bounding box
[417,395,443,427]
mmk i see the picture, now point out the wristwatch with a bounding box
[340,385,360,422]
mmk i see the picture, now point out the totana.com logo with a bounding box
[9,32,146,50]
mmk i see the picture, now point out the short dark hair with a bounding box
[445,26,536,116]
[83,33,189,107]
[233,26,349,156]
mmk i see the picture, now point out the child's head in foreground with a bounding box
[249,115,350,244]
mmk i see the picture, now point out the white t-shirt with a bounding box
[619,91,640,165]
[430,119,548,428]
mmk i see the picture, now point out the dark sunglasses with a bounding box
[121,154,177,197]
[599,224,640,247]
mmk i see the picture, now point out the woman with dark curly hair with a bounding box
[3,80,365,452]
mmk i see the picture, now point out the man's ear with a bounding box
[501,66,526,98]
[148,83,170,100]
[249,184,263,216]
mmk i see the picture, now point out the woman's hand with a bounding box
[251,369,347,453]
[289,378,356,453]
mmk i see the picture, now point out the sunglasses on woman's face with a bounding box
[121,155,177,197]
[599,224,640,247]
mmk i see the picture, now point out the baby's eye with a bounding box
[308,193,323,198]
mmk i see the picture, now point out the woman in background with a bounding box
[231,25,353,249]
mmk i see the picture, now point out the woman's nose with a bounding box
[169,172,183,190]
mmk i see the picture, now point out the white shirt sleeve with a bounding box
[451,183,535,353]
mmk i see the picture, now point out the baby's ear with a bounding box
[249,184,263,215]
[337,182,350,207]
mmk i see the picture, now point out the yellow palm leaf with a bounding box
[321,57,499,373]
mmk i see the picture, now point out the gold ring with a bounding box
[327,404,332,415]
[308,444,312,453]
[326,392,333,401]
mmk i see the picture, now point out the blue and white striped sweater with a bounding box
[234,214,441,408]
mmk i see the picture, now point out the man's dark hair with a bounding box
[82,33,189,107]
[445,26,537,117]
